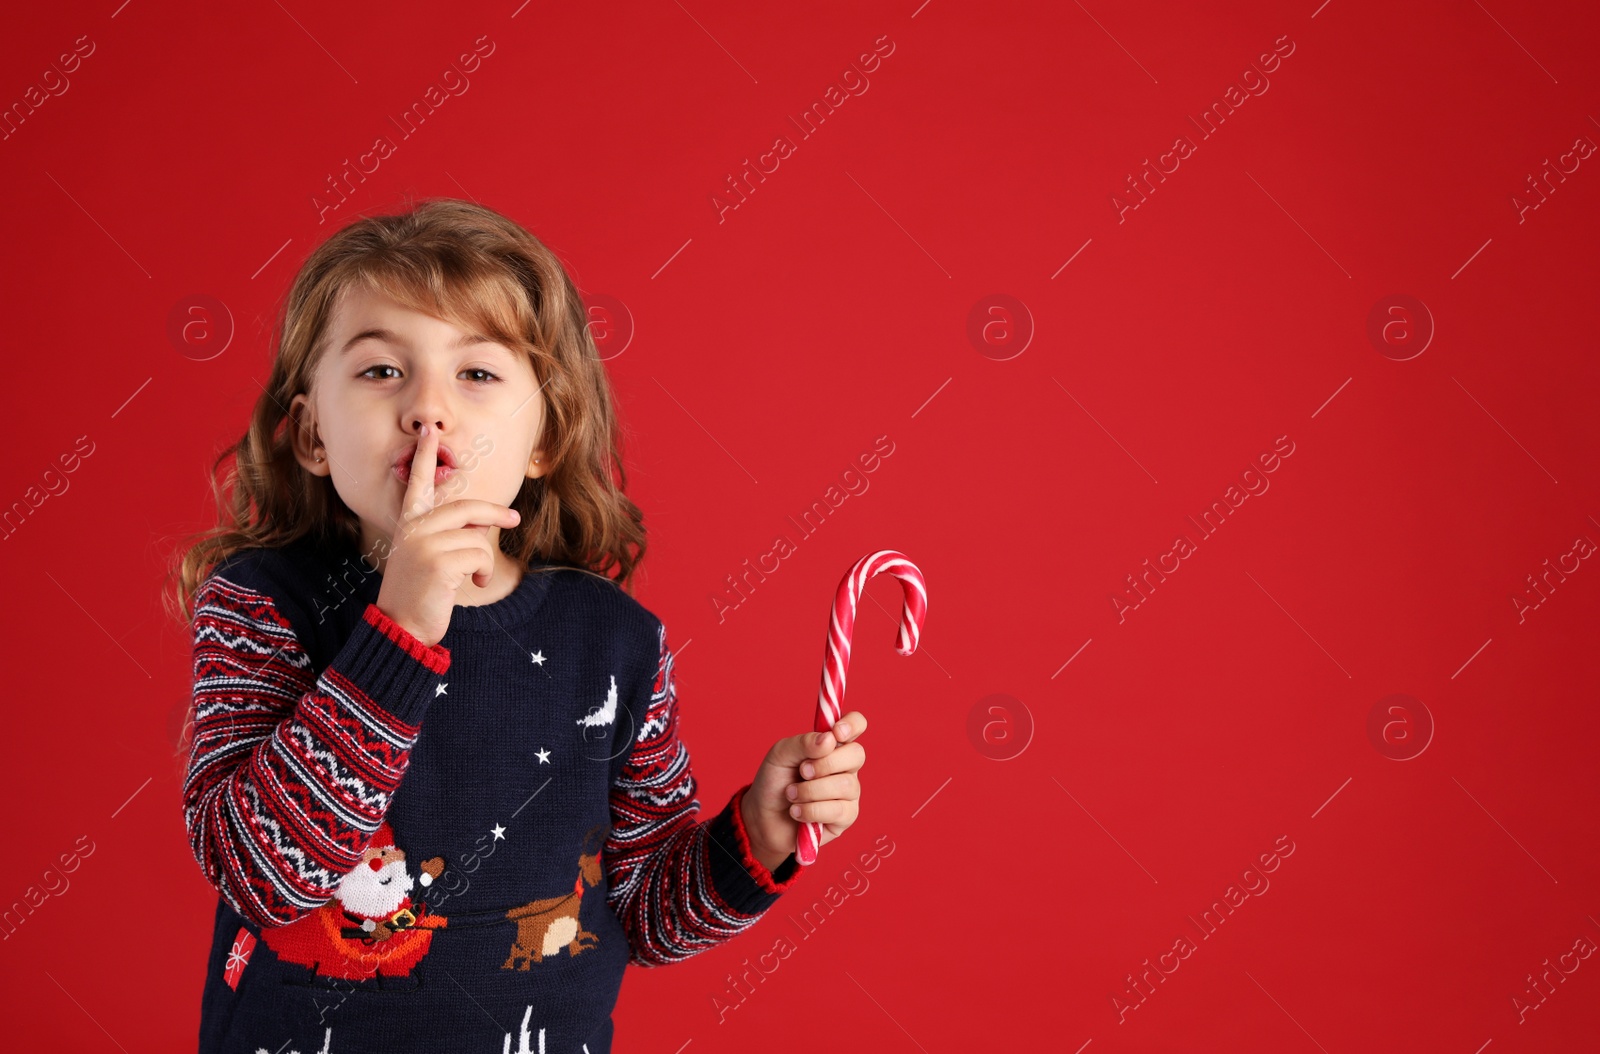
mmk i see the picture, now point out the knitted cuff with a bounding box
[362,604,452,673]
[701,786,804,918]
[320,604,453,726]
[729,782,804,893]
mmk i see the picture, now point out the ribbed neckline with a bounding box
[315,531,562,637]
[441,564,558,635]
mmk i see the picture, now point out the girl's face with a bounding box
[289,286,547,567]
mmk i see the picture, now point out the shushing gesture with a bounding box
[738,711,868,873]
[375,424,521,648]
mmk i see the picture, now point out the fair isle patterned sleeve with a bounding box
[604,621,806,967]
[182,571,451,929]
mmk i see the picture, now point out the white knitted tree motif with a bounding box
[502,1005,545,1054]
[255,1027,332,1054]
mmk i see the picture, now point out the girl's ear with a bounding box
[527,446,548,479]
[288,393,329,476]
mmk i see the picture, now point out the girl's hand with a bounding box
[739,711,868,873]
[375,424,521,647]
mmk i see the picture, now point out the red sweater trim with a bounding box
[363,603,451,674]
[730,782,804,894]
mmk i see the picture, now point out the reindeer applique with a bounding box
[500,826,607,970]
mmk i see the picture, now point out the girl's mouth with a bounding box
[394,461,455,486]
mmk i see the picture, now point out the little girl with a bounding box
[167,198,869,1054]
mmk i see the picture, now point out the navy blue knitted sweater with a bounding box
[182,531,804,1054]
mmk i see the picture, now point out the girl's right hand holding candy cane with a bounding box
[375,423,522,648]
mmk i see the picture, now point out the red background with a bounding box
[3,1,1599,1050]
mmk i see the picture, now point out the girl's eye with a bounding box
[358,365,501,385]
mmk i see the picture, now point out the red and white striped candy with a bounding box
[795,550,927,867]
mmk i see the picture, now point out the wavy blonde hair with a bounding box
[161,197,646,629]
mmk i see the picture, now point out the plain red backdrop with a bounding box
[2,1,1598,1050]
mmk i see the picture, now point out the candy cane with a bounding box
[795,550,928,867]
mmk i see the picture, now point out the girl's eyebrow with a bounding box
[339,327,496,355]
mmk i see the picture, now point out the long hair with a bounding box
[161,197,646,629]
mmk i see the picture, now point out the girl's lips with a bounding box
[394,462,456,485]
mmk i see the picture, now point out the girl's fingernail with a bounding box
[786,784,798,800]
[790,805,802,819]
[801,762,814,779]
[837,722,851,739]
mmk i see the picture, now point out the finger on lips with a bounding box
[403,424,521,532]
[406,423,437,510]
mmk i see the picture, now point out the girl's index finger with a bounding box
[404,424,438,520]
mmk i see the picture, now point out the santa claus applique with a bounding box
[261,820,449,982]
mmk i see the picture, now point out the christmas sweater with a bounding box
[181,531,804,1054]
